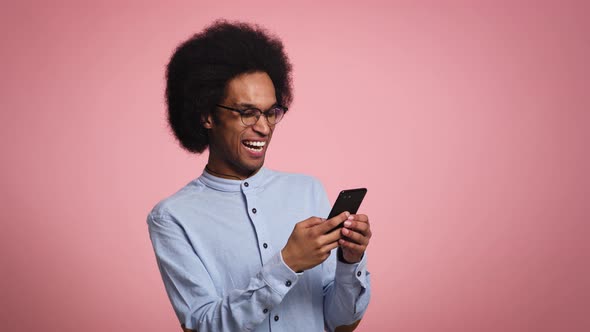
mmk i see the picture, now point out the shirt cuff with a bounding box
[260,251,301,298]
[335,251,369,288]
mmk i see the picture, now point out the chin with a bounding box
[243,159,264,173]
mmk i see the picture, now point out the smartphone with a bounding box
[327,188,367,233]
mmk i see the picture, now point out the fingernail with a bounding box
[342,228,349,235]
[348,215,354,220]
[345,211,350,217]
[344,221,352,227]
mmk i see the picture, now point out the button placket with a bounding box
[245,194,258,219]
[243,192,272,264]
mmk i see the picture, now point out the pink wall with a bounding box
[1,1,588,331]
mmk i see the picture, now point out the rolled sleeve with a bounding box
[335,252,369,288]
[324,251,371,331]
[259,251,301,300]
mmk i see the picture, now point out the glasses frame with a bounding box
[215,104,288,126]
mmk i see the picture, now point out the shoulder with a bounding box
[265,168,324,187]
[263,168,331,216]
[147,179,206,222]
[263,168,327,197]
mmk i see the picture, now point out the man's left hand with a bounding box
[339,214,372,263]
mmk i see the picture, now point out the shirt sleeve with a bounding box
[313,180,372,331]
[147,211,300,331]
[322,251,371,331]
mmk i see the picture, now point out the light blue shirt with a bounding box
[147,167,370,331]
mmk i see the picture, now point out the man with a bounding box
[148,20,372,332]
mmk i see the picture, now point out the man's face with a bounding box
[204,71,278,179]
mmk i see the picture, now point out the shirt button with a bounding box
[252,208,257,214]
[274,315,279,321]
[263,243,268,249]
[285,280,292,287]
[244,182,249,187]
[357,271,362,277]
[263,308,268,314]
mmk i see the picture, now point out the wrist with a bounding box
[281,248,301,272]
[338,247,361,264]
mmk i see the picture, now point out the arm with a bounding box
[181,320,361,332]
[321,249,371,331]
[314,184,372,331]
[181,321,361,332]
[148,212,298,331]
[335,320,362,332]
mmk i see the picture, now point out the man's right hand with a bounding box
[281,212,350,272]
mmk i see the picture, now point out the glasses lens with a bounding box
[268,107,285,124]
[241,109,260,126]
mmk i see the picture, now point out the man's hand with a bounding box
[339,214,371,263]
[281,212,350,272]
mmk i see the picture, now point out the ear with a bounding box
[201,113,214,129]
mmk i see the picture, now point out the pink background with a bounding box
[1,1,588,331]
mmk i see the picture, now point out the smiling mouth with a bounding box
[242,140,266,152]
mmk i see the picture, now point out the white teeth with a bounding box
[243,141,266,147]
[242,141,266,152]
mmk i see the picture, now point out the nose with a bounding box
[251,114,271,135]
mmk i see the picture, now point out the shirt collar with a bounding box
[199,167,268,192]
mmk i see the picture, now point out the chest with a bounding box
[180,190,319,291]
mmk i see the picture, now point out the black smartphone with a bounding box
[327,188,367,233]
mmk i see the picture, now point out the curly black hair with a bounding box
[165,20,294,153]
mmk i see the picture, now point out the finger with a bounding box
[341,228,369,245]
[351,214,369,223]
[302,216,325,228]
[322,239,340,253]
[344,220,369,233]
[317,211,349,234]
[339,238,366,253]
[321,226,343,244]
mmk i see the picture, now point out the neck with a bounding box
[205,164,260,180]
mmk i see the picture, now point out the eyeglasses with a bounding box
[215,104,287,126]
